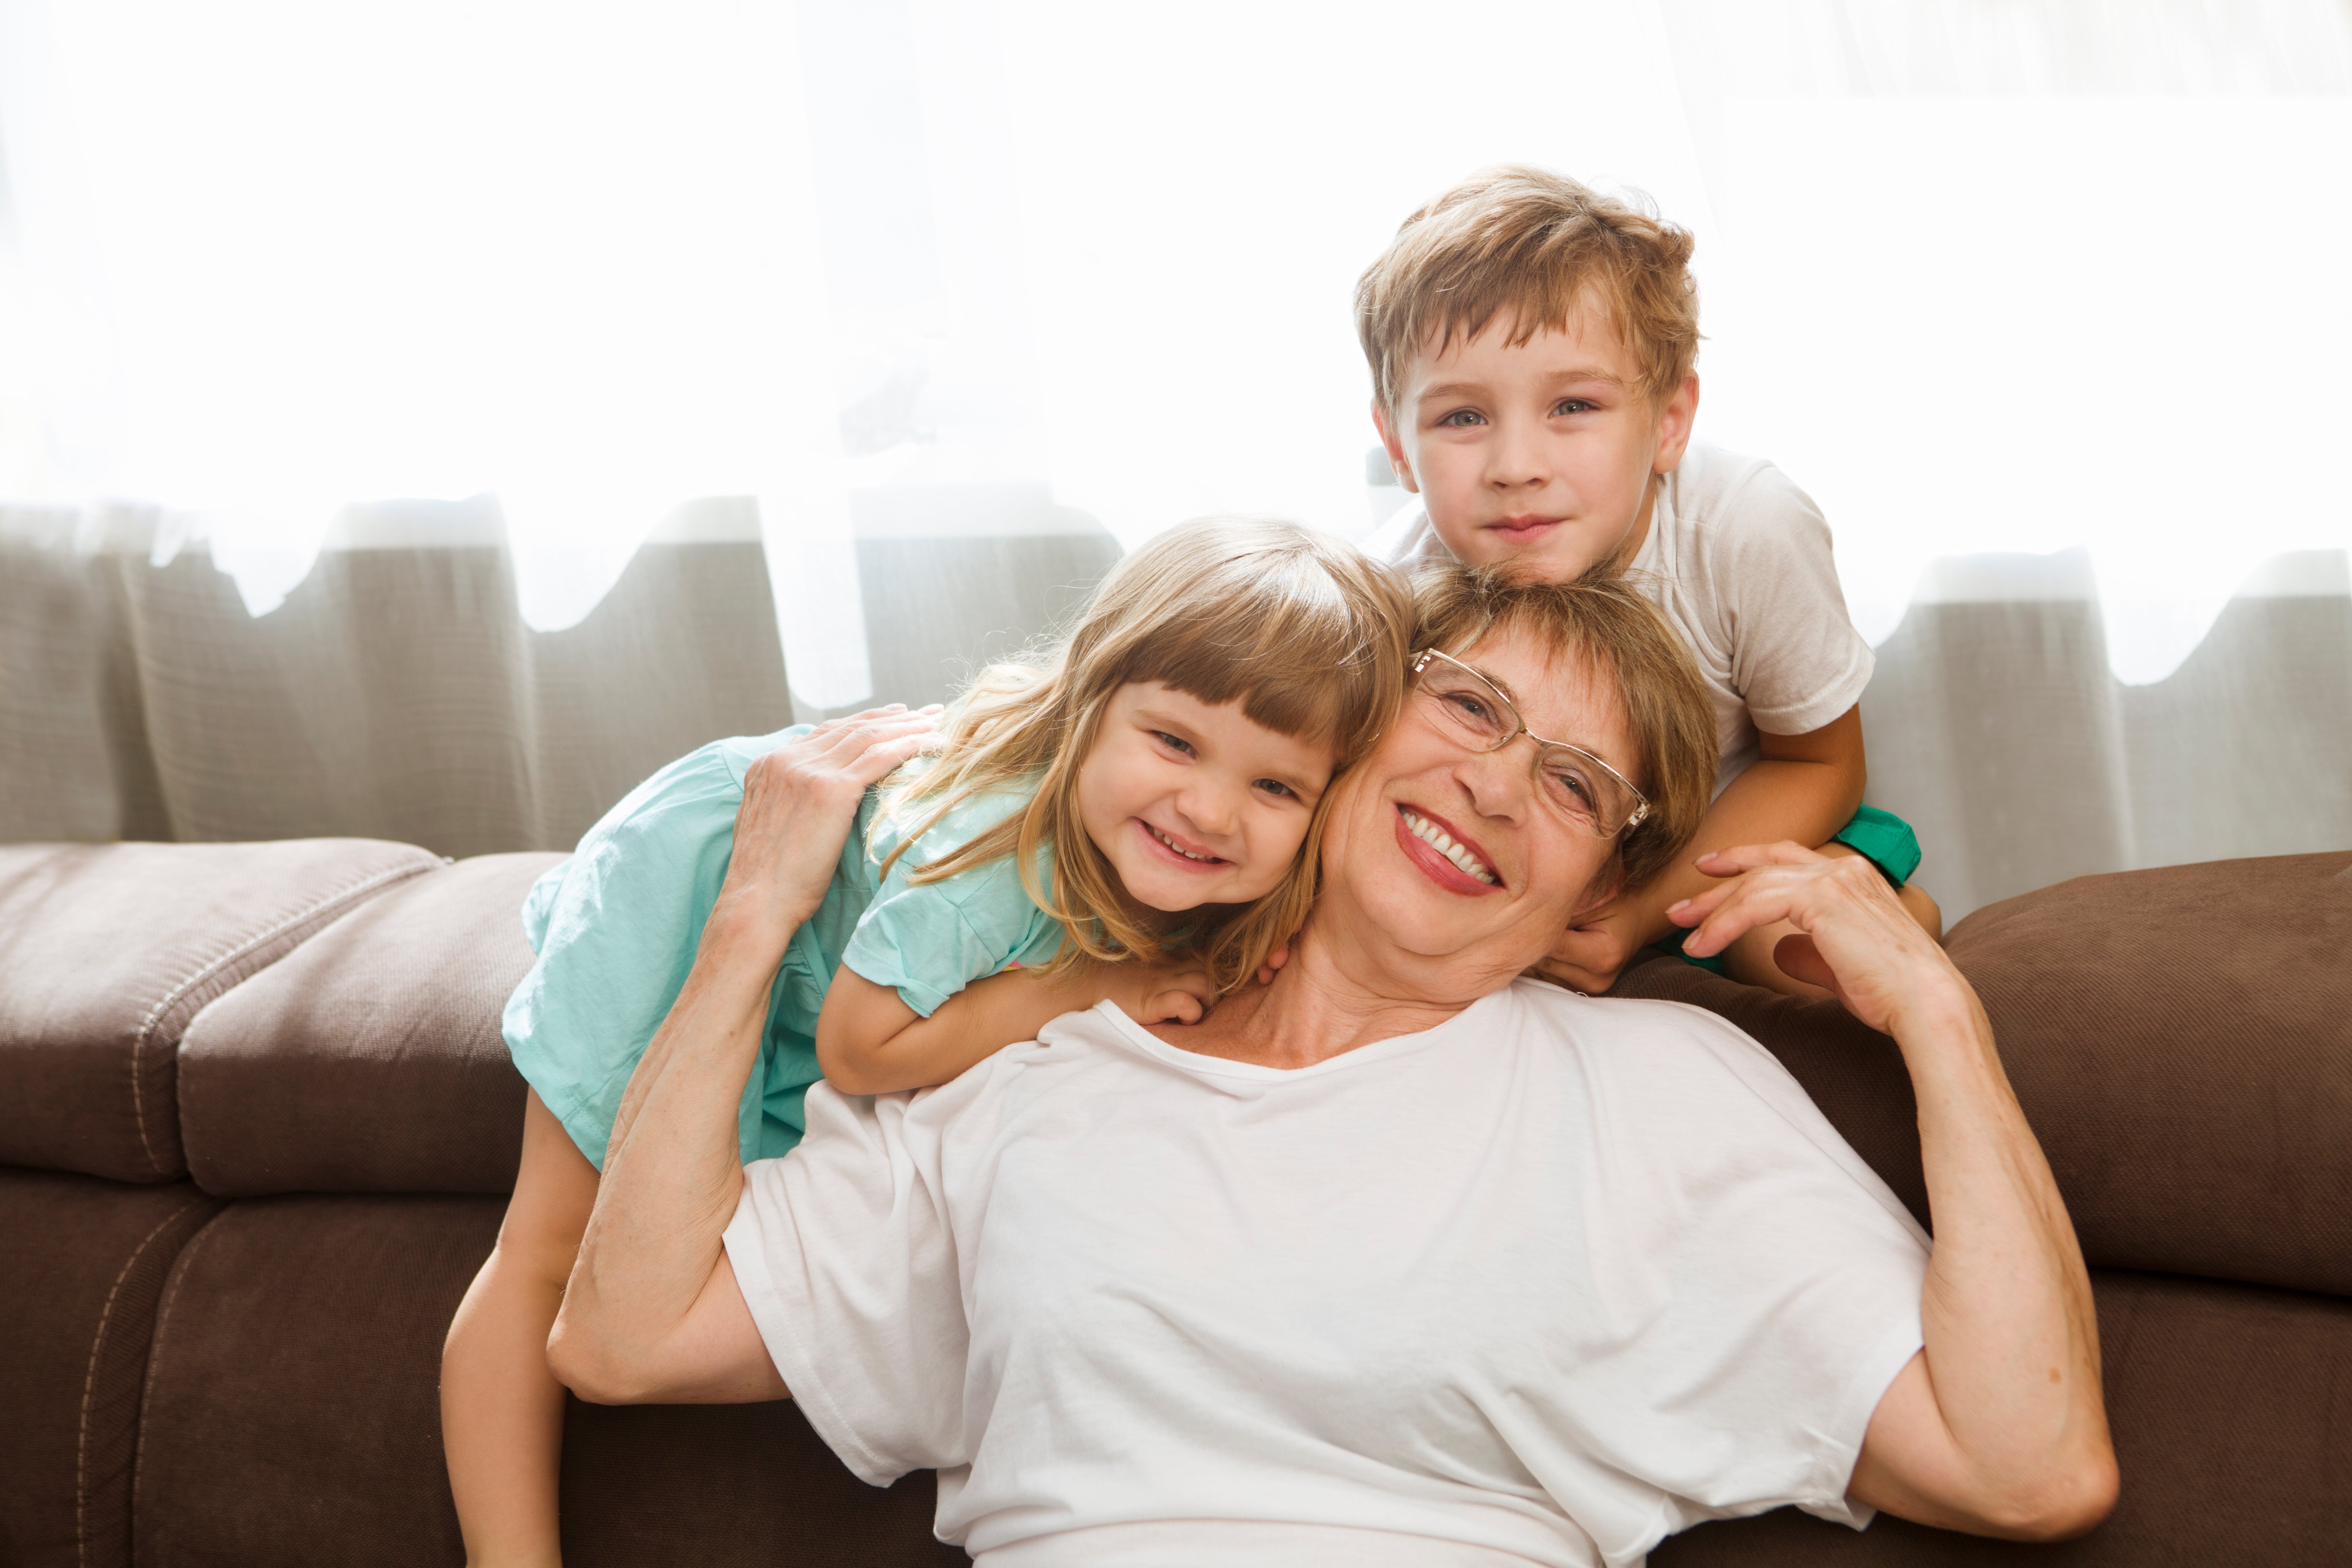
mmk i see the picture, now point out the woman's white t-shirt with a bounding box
[724,982,1929,1568]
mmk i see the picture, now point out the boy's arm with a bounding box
[815,960,1218,1095]
[1538,705,1866,992]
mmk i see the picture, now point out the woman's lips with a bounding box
[1392,803,1503,894]
[1134,817,1228,871]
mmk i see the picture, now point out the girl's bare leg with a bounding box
[442,1091,599,1568]
[1724,843,1944,999]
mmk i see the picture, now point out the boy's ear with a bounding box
[1370,399,1419,494]
[1651,373,1700,475]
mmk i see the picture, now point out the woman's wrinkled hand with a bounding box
[707,705,941,955]
[1668,842,1970,1035]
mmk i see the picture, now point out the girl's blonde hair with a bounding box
[879,517,1412,992]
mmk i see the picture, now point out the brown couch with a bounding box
[2,840,2345,1566]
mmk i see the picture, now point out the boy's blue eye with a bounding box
[1552,399,1596,416]
[1437,408,1485,428]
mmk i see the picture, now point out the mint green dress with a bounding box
[502,726,1063,1168]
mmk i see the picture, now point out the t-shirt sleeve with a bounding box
[1555,1002,1930,1547]
[723,1074,986,1485]
[1710,464,1875,736]
[841,824,1059,1019]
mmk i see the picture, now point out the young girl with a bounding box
[441,517,1411,1566]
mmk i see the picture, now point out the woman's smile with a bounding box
[1393,802,1502,891]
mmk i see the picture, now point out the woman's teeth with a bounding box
[1147,822,1220,863]
[1401,809,1497,885]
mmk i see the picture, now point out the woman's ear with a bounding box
[1568,862,1626,923]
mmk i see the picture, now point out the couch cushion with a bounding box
[0,1171,221,1568]
[178,852,563,1198]
[1944,851,2352,1298]
[1651,1269,2352,1566]
[129,1194,961,1568]
[1620,850,2352,1300]
[0,840,441,1183]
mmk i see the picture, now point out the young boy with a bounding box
[1356,164,1939,996]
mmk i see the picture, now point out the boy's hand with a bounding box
[1104,957,1221,1027]
[1534,905,1644,995]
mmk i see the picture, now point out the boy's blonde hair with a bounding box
[1410,562,1717,897]
[882,518,1413,993]
[1355,163,1699,415]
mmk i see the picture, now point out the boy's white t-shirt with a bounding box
[724,983,1931,1568]
[1376,443,1875,797]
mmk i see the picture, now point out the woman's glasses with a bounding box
[1408,648,1651,838]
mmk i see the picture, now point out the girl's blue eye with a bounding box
[1254,779,1296,799]
[1153,731,1196,757]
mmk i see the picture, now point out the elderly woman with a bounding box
[548,569,2116,1566]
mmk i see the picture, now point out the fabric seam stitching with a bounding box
[127,856,436,1174]
[127,1206,222,1550]
[74,1196,213,1568]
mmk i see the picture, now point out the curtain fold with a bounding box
[0,501,1120,859]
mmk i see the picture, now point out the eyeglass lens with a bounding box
[1413,665,1630,832]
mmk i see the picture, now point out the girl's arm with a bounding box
[815,958,1217,1095]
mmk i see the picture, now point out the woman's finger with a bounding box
[1691,841,1822,878]
[846,730,933,785]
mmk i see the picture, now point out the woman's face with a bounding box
[1317,624,1634,988]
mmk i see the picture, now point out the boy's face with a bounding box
[1374,303,1698,581]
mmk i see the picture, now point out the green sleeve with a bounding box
[840,817,1063,1019]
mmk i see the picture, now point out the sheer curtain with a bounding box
[3,0,2347,913]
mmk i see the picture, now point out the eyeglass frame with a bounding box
[1406,647,1653,836]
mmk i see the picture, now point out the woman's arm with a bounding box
[1672,844,2118,1540]
[815,959,1218,1095]
[547,710,937,1406]
[1540,706,1866,992]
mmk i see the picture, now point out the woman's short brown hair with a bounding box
[1356,163,1700,415]
[1410,562,1717,897]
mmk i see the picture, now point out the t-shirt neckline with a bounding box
[1080,986,1521,1083]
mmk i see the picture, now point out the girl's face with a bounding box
[1076,682,1338,913]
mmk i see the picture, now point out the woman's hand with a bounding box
[706,706,940,957]
[1668,842,1967,1035]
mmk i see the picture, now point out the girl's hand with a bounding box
[1668,842,1969,1036]
[708,706,941,954]
[1103,956,1222,1027]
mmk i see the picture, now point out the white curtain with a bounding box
[3,0,2349,913]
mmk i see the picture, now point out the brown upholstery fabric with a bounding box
[131,1193,962,1568]
[1944,851,2352,1297]
[133,1195,501,1566]
[178,853,564,1198]
[562,1403,962,1567]
[1650,1269,2352,1566]
[0,840,440,1182]
[0,1171,220,1568]
[1611,957,1929,1228]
